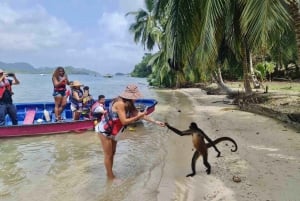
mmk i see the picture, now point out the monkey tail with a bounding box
[206,137,238,152]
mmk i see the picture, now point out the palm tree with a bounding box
[126,0,162,51]
[158,0,291,94]
[286,0,300,65]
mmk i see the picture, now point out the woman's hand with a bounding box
[155,120,165,127]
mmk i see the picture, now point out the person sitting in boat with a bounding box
[69,80,85,120]
[0,69,20,126]
[81,86,95,119]
[52,67,70,122]
[90,94,106,121]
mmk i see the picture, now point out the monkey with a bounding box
[165,122,238,177]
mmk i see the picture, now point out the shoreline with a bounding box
[154,88,300,201]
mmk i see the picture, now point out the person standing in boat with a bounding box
[69,80,85,120]
[52,67,70,122]
[95,84,165,180]
[0,69,20,126]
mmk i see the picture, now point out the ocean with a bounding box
[0,74,180,201]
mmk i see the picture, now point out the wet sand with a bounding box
[154,88,300,201]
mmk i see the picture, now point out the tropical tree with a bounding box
[286,0,300,65]
[156,0,291,94]
[131,53,153,77]
[126,0,162,51]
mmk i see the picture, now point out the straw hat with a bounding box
[70,80,83,87]
[120,84,143,100]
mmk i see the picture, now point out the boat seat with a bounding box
[17,112,26,121]
[65,110,73,119]
[23,110,36,125]
[34,111,43,119]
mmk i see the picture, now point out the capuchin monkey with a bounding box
[165,122,238,177]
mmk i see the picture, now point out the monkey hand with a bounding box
[164,122,173,129]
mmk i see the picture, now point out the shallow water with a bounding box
[1,75,195,201]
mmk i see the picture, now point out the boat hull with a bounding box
[0,120,93,138]
[0,99,157,138]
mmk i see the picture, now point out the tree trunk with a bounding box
[249,52,261,89]
[242,42,252,95]
[212,66,235,94]
[288,0,300,65]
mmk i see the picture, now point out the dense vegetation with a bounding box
[128,0,300,94]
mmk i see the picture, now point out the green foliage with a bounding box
[128,0,299,89]
[256,62,275,79]
[131,53,153,77]
[221,63,243,81]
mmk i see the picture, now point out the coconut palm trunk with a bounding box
[242,42,252,95]
[287,0,300,65]
[212,65,235,94]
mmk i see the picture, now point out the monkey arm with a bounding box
[165,123,192,136]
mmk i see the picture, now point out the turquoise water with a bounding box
[0,74,177,201]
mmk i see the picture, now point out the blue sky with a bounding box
[0,0,147,74]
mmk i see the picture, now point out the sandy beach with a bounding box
[154,88,300,201]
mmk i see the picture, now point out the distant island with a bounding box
[0,61,101,75]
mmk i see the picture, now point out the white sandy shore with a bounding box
[154,88,300,201]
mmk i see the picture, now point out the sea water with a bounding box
[0,74,182,201]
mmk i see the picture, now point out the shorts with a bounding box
[53,91,66,97]
[99,132,116,141]
[71,104,82,112]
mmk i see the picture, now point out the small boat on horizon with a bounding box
[103,74,113,78]
[0,99,158,138]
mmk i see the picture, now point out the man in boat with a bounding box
[90,94,106,122]
[0,69,20,126]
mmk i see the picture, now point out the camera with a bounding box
[7,73,15,77]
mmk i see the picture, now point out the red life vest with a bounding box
[102,110,124,136]
[0,79,12,99]
[54,78,66,92]
[90,101,104,119]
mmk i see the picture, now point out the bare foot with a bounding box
[106,177,124,187]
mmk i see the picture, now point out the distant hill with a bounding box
[0,61,36,73]
[0,61,100,75]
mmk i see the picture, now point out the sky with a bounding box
[0,0,148,74]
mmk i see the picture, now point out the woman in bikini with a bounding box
[95,84,165,180]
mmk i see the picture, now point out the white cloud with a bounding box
[0,1,147,74]
[0,3,81,51]
[118,0,145,13]
[98,12,129,41]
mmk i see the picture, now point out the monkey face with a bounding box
[190,122,198,130]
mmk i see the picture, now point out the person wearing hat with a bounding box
[69,80,86,120]
[52,67,70,122]
[95,84,165,180]
[0,69,20,126]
